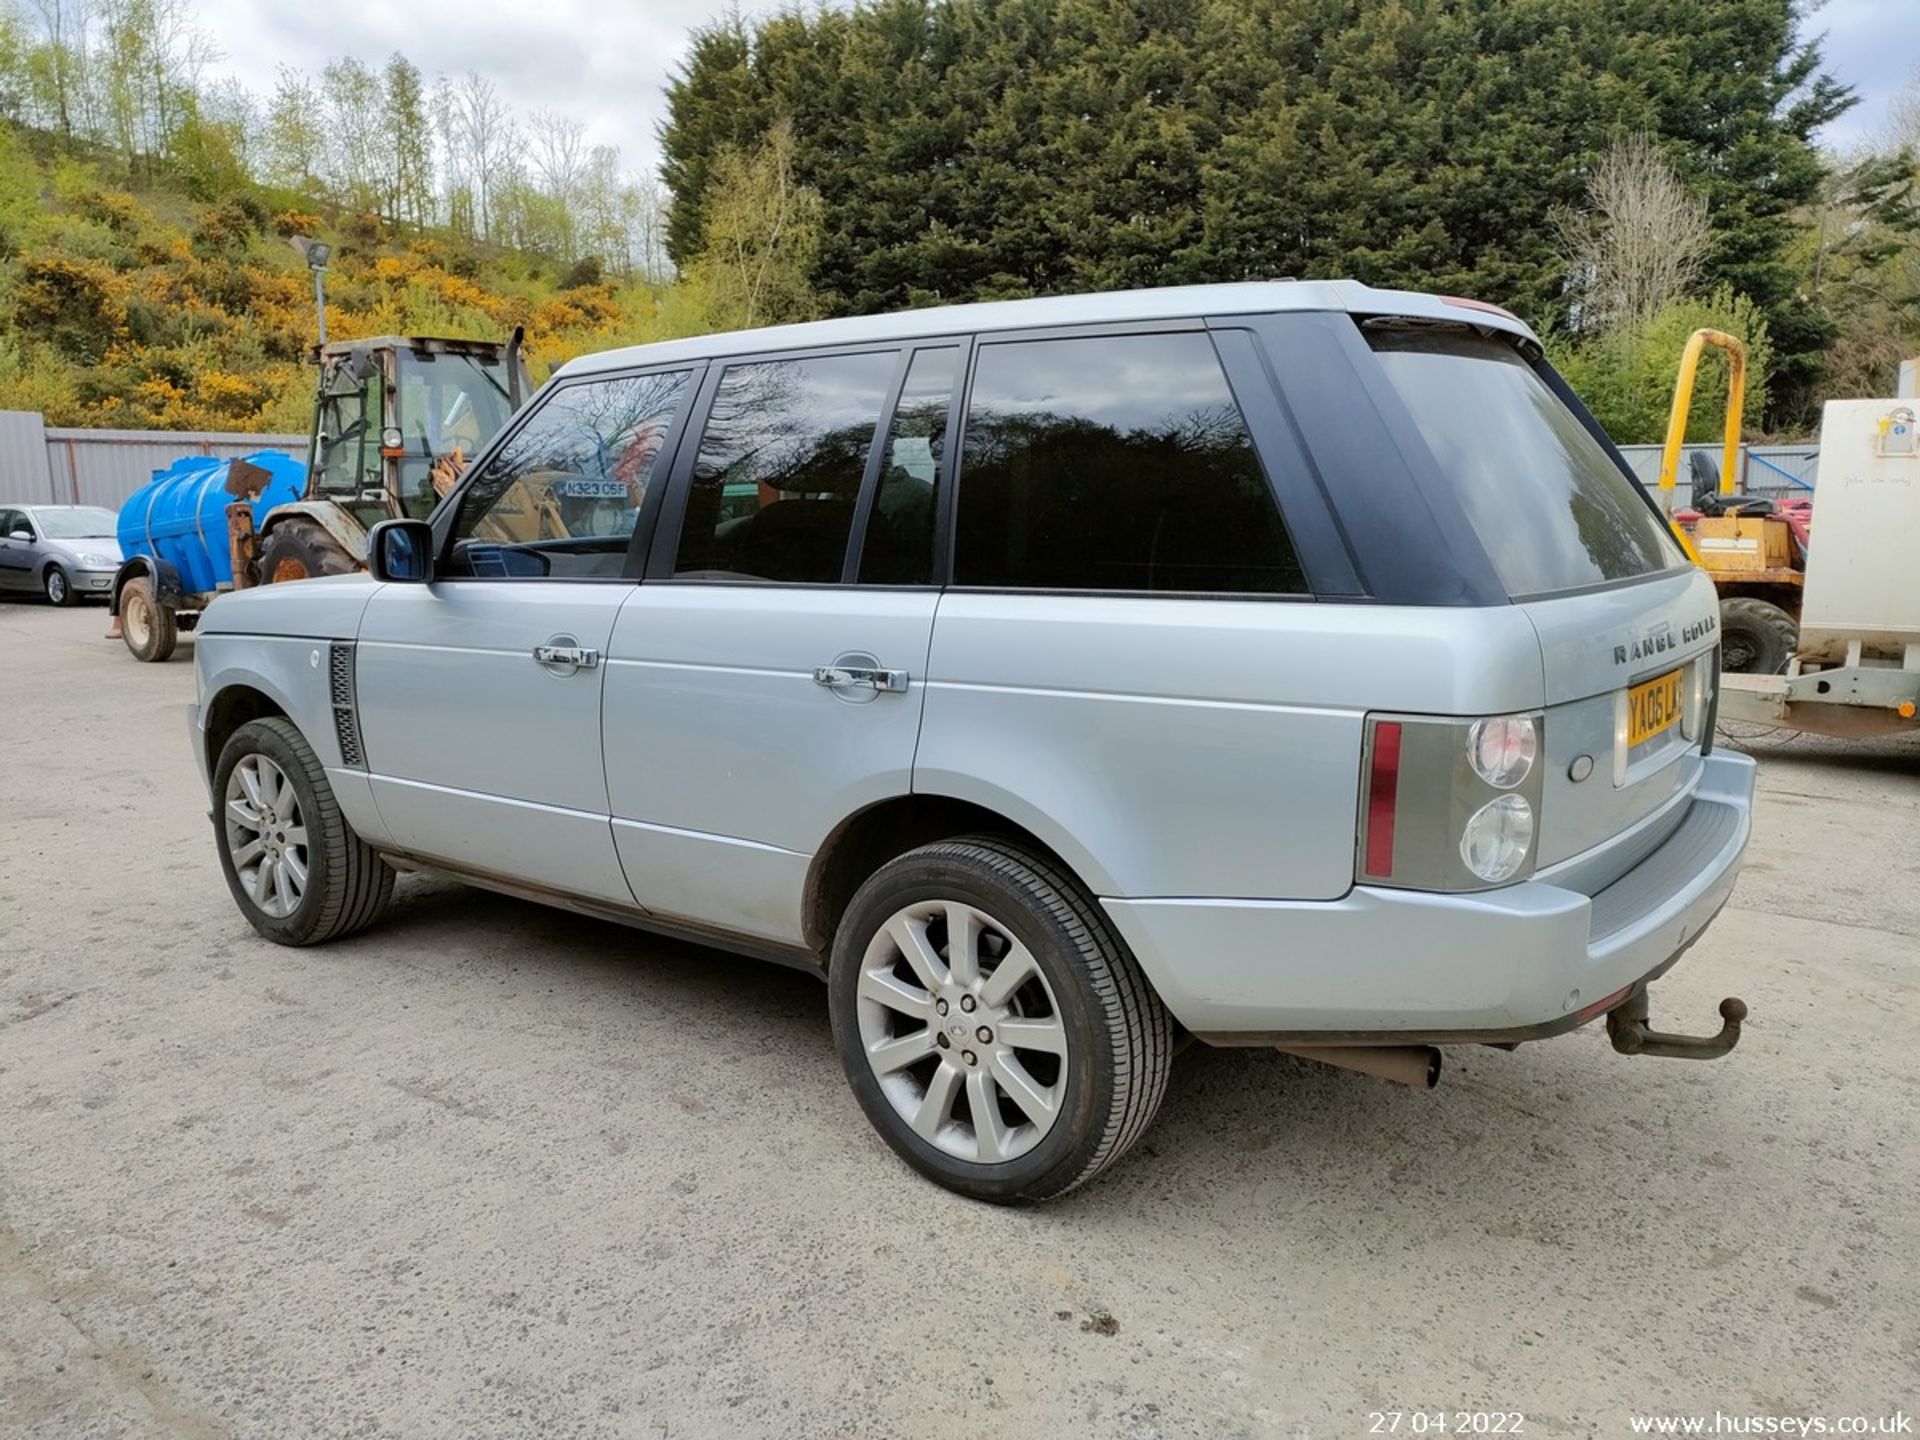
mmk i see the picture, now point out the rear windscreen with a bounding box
[1366,327,1683,599]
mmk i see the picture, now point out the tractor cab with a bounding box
[310,333,526,527]
[252,333,530,583]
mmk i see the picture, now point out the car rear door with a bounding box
[352,365,699,905]
[602,340,965,945]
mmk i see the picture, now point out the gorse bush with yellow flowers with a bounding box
[0,126,807,433]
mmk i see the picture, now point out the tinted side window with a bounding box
[955,333,1305,593]
[1366,328,1682,598]
[451,369,692,579]
[674,351,898,584]
[859,347,957,585]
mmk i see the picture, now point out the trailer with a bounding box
[1716,398,1920,739]
[112,452,307,662]
[110,332,528,661]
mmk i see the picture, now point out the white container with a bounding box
[1799,399,1920,664]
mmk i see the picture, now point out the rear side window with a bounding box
[955,333,1305,593]
[1366,328,1683,598]
[675,350,897,583]
[859,346,957,585]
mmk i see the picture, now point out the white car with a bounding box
[188,281,1755,1201]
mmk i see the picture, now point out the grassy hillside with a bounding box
[0,128,706,433]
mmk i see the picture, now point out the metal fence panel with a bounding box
[1616,442,1820,500]
[36,428,305,509]
[0,410,52,502]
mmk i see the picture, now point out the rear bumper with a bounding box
[1101,749,1756,1040]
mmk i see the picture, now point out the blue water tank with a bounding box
[117,451,307,599]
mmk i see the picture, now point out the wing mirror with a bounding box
[368,518,435,584]
[7,527,31,541]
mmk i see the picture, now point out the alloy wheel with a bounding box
[223,754,310,919]
[855,898,1070,1164]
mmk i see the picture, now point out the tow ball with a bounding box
[1607,990,1747,1060]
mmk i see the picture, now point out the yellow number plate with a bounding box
[1627,668,1684,748]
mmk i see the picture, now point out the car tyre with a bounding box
[213,717,393,946]
[119,576,178,662]
[44,565,74,606]
[828,835,1172,1203]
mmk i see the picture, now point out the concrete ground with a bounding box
[1,598,1915,1440]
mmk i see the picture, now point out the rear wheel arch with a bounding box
[804,793,1107,957]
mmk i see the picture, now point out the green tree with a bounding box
[659,0,1853,427]
[321,55,385,215]
[262,65,324,190]
[1552,286,1773,444]
[383,53,432,228]
[167,92,248,200]
[672,117,823,331]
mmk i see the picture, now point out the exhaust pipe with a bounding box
[1275,1044,1442,1089]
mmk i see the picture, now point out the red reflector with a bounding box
[1576,985,1633,1025]
[1364,721,1403,876]
[1442,295,1519,321]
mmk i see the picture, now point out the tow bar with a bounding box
[1607,990,1747,1060]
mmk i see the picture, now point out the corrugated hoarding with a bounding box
[40,426,306,508]
[1615,442,1820,499]
[0,410,50,502]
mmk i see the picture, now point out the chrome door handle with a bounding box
[813,665,908,693]
[533,644,600,670]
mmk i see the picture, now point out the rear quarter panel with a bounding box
[916,593,1546,901]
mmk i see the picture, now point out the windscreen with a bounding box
[36,506,118,538]
[395,351,518,517]
[1367,327,1683,598]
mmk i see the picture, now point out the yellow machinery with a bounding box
[1655,329,1805,673]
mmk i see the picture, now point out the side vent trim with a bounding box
[329,642,365,769]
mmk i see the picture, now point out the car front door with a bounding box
[603,342,965,946]
[0,510,33,591]
[353,365,700,905]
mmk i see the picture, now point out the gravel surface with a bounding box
[2,599,1916,1438]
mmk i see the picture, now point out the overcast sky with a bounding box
[196,0,1911,182]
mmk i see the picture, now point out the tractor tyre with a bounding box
[257,522,357,586]
[120,576,179,663]
[1719,597,1798,675]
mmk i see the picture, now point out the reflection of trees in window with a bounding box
[676,351,895,582]
[1520,378,1671,588]
[955,336,1302,593]
[457,369,690,546]
[1367,329,1678,597]
[861,348,957,585]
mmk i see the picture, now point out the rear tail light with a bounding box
[1357,710,1544,891]
[1681,651,1715,743]
[1364,721,1403,876]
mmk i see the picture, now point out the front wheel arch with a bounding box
[203,684,289,788]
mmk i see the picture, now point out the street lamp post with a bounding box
[289,235,334,348]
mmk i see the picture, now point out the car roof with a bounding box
[555,279,1538,379]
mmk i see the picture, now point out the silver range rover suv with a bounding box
[190,281,1755,1202]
